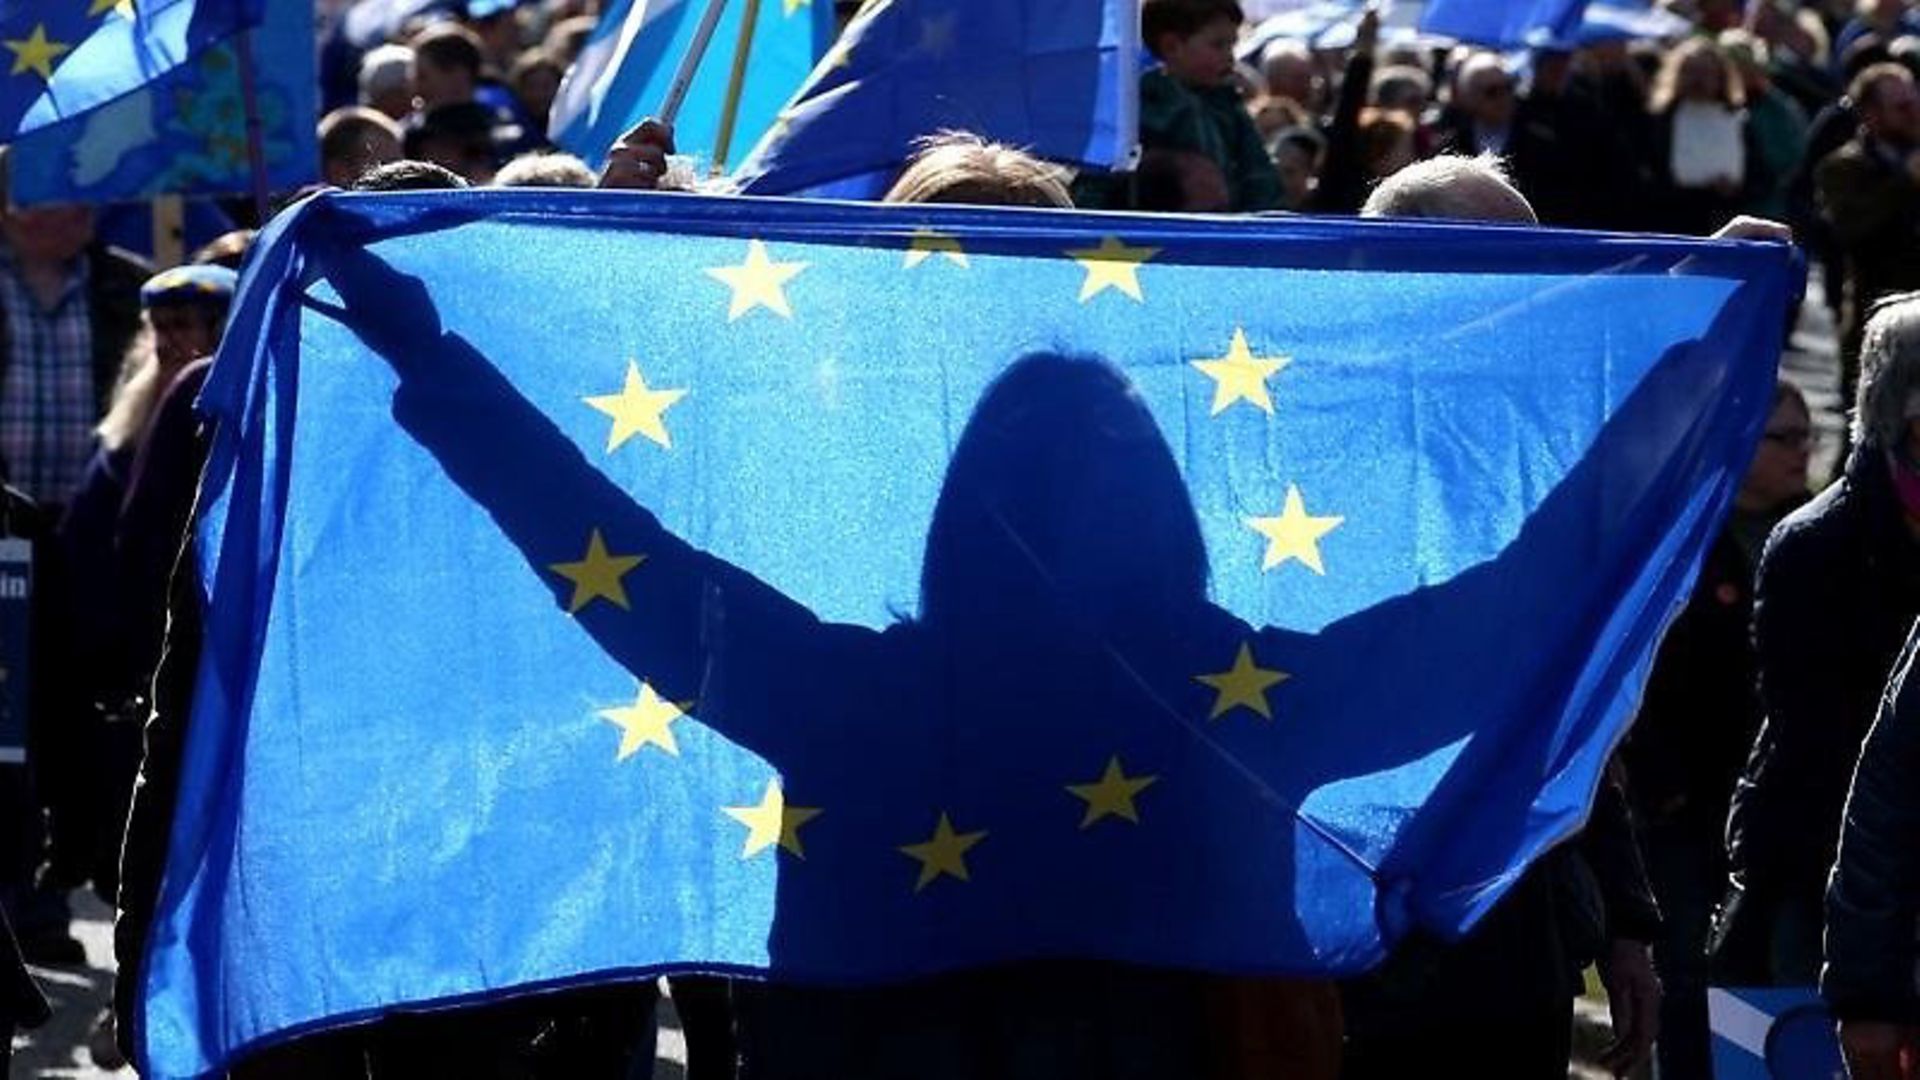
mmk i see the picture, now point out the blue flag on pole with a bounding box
[732,0,1139,198]
[0,0,263,139]
[551,0,832,173]
[143,189,1794,1076]
[8,0,314,206]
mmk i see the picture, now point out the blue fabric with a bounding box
[1708,987,1846,1079]
[1420,0,1589,46]
[9,0,314,205]
[0,0,263,138]
[552,0,832,174]
[731,0,1139,198]
[1245,0,1599,51]
[143,189,1795,1077]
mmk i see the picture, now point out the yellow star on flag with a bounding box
[89,0,135,17]
[903,228,967,269]
[584,361,687,452]
[1195,643,1290,720]
[5,24,70,80]
[1066,756,1159,828]
[1191,328,1291,416]
[723,779,823,858]
[899,812,987,892]
[1066,236,1159,303]
[705,239,808,321]
[548,529,646,613]
[782,0,810,15]
[597,682,691,761]
[1246,485,1344,574]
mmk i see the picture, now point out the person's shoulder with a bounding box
[88,244,153,295]
[1761,474,1859,570]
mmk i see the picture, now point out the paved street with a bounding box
[10,266,1843,1079]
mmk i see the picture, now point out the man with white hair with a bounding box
[1344,150,1663,1080]
[1347,156,1789,1079]
[358,43,415,122]
[1261,40,1322,112]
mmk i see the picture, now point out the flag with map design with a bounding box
[0,0,262,140]
[8,0,312,206]
[141,188,1796,1077]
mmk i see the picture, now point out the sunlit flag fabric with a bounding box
[1419,0,1589,46]
[0,0,263,139]
[1243,0,1592,50]
[8,0,313,205]
[143,189,1794,1076]
[551,0,832,172]
[731,0,1139,198]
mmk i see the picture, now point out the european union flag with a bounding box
[0,0,263,139]
[732,0,1139,198]
[143,190,1794,1076]
[551,0,832,174]
[8,0,314,205]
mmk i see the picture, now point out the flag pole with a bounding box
[659,0,732,125]
[708,0,762,176]
[233,29,272,222]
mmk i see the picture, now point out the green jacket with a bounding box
[1137,68,1281,212]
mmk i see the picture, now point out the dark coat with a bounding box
[1816,135,1920,375]
[1425,93,1622,230]
[1342,771,1660,1034]
[1623,507,1795,844]
[1823,618,1920,1024]
[1638,105,1767,237]
[1729,451,1920,908]
[1137,69,1281,213]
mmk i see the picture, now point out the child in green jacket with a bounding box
[1140,0,1281,212]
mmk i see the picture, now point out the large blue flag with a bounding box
[0,0,263,139]
[143,189,1794,1076]
[8,0,314,206]
[732,0,1139,198]
[551,0,832,173]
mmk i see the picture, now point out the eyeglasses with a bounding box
[1761,427,1811,449]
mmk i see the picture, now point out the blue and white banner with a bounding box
[1709,987,1846,1080]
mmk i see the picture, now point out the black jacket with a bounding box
[1623,506,1795,842]
[1823,618,1920,1024]
[1729,450,1920,903]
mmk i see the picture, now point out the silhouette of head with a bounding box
[920,353,1208,637]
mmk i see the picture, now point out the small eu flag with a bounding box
[732,0,1140,197]
[141,189,1795,1076]
[0,0,263,140]
[8,0,314,205]
[551,0,832,173]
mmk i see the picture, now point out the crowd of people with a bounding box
[1,0,1919,1076]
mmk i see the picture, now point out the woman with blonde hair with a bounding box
[882,131,1074,207]
[1645,37,1761,234]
